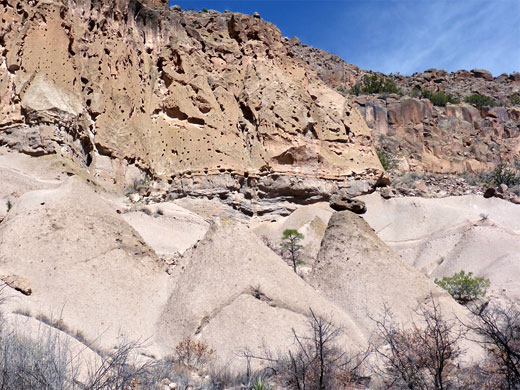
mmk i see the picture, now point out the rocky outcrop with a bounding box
[348,67,520,174]
[386,68,520,104]
[0,0,382,215]
[287,37,360,89]
[355,95,519,173]
[288,44,520,175]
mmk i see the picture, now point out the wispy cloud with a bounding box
[338,0,520,75]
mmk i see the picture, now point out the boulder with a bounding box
[497,183,508,194]
[329,194,366,214]
[471,69,493,81]
[414,180,429,196]
[374,174,391,188]
[1,274,32,295]
[483,187,496,198]
[380,187,397,199]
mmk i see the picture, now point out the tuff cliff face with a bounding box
[2,0,518,212]
[0,0,381,215]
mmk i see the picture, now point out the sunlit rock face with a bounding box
[0,0,382,214]
[306,63,520,174]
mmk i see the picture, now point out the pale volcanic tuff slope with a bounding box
[0,149,472,368]
[0,0,382,215]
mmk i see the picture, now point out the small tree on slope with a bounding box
[434,270,490,305]
[281,229,304,273]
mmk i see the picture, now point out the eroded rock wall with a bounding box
[355,95,520,173]
[0,0,381,214]
[289,41,520,174]
[354,69,520,173]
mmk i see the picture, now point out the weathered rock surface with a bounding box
[1,1,515,375]
[329,193,366,213]
[1,274,32,295]
[122,202,210,257]
[0,149,493,369]
[157,218,366,367]
[0,178,170,351]
[0,0,382,215]
[355,95,519,174]
[293,47,520,175]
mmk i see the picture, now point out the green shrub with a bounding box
[435,270,490,304]
[349,83,362,96]
[465,94,497,108]
[376,148,397,171]
[410,86,421,98]
[490,162,520,186]
[349,74,401,95]
[511,93,520,106]
[336,85,348,95]
[281,229,304,273]
[421,90,460,107]
[252,377,271,390]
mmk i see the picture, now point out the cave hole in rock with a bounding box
[239,103,255,125]
[165,106,188,120]
[188,117,205,126]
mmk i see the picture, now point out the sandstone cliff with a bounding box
[0,0,382,215]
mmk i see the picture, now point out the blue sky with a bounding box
[168,0,520,76]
